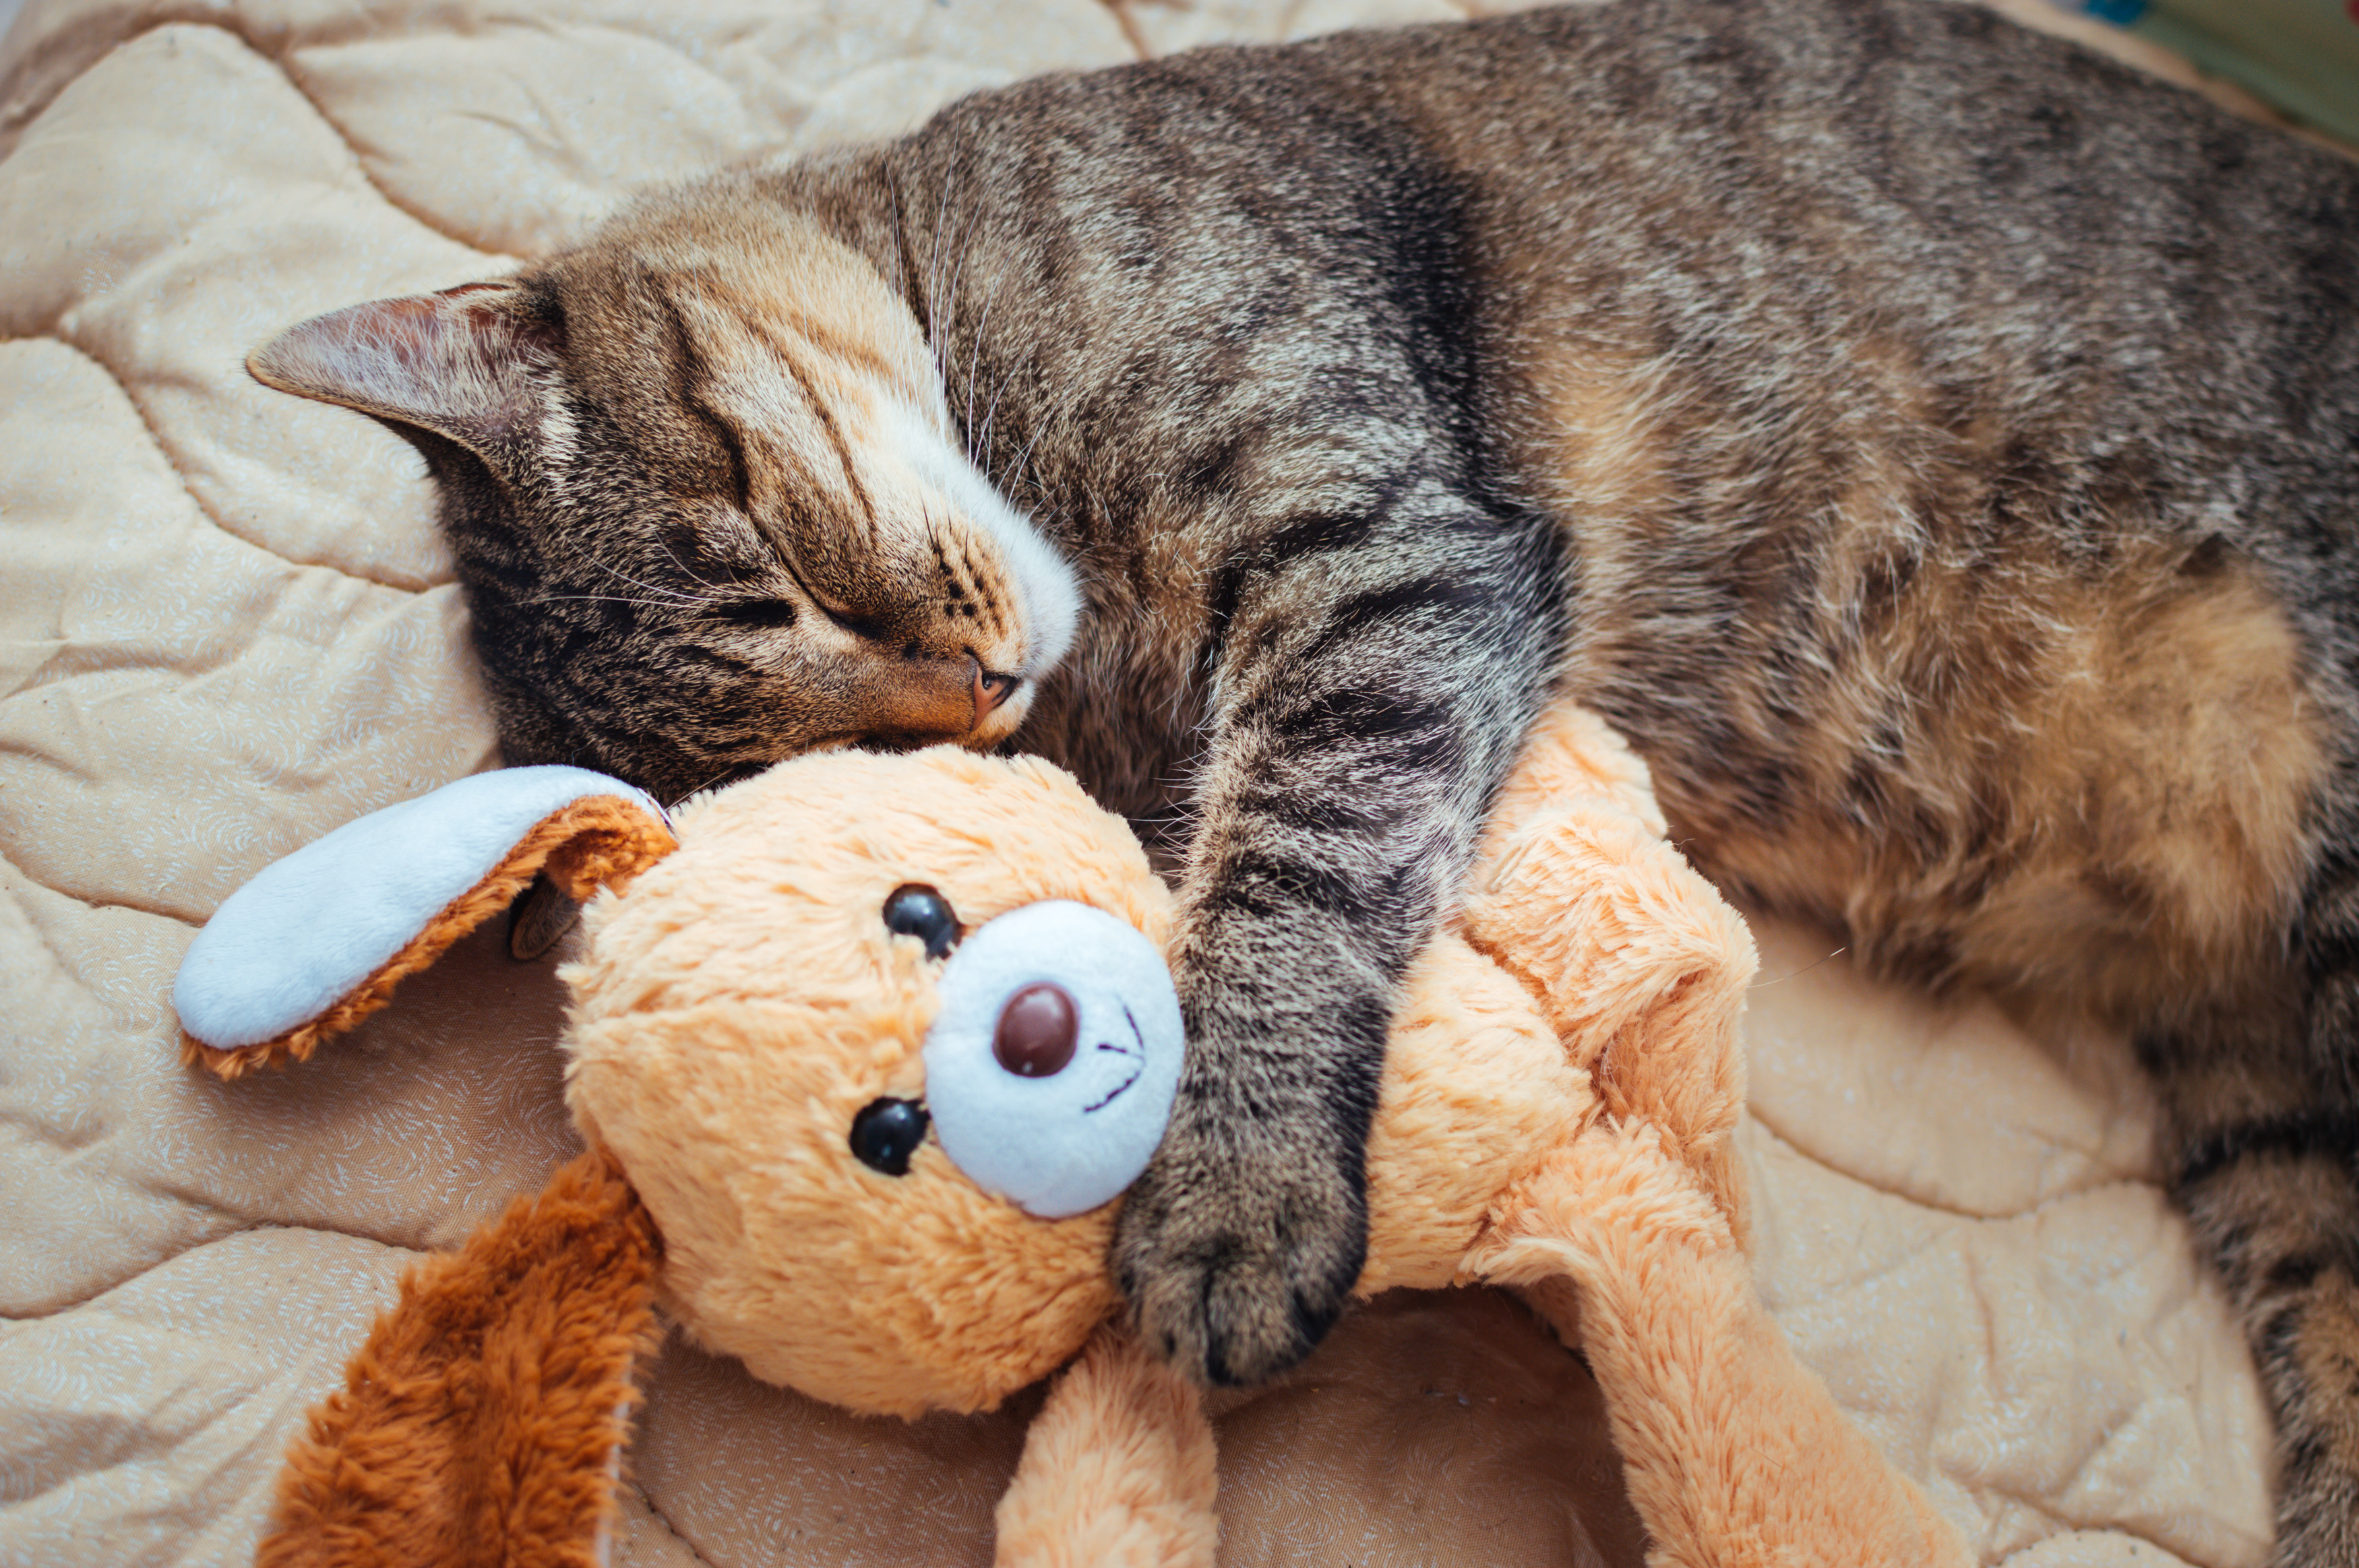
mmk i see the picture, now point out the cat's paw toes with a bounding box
[1111,1139,1368,1387]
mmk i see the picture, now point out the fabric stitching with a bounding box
[1744,1099,2159,1226]
[622,1473,718,1568]
[1,334,437,596]
[0,827,202,925]
[3,15,497,255]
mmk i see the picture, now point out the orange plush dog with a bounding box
[178,705,1971,1567]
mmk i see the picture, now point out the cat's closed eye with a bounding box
[713,600,801,631]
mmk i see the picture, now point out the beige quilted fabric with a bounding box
[0,1,2281,1563]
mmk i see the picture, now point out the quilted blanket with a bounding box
[0,0,2290,1563]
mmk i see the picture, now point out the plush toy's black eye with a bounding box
[849,1097,929,1177]
[882,883,960,960]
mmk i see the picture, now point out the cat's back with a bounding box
[1365,0,2359,432]
[896,0,2359,523]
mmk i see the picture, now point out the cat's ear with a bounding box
[176,766,676,1080]
[249,281,561,460]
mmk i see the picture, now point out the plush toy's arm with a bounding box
[1475,1129,1974,1568]
[993,1327,1219,1568]
[176,766,674,1078]
[1456,703,1758,1236]
[1453,708,1973,1563]
[263,1148,663,1568]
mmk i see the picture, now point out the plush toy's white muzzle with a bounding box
[921,900,1185,1218]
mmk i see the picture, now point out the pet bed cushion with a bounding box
[0,0,2279,1563]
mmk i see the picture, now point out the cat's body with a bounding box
[251,1,2359,1557]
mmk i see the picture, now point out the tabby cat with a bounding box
[251,0,2359,1556]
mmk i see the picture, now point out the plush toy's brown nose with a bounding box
[993,982,1078,1077]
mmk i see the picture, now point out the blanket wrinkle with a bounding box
[4,846,202,927]
[0,9,441,168]
[1744,1101,2157,1230]
[2,332,446,603]
[111,1190,452,1274]
[0,867,191,1046]
[281,18,760,256]
[0,334,275,590]
[1742,1118,2272,1567]
[15,1224,418,1321]
[2001,1538,2202,1568]
[1741,918,2159,1220]
[20,322,451,594]
[9,621,282,703]
[0,1104,115,1158]
[274,63,510,252]
[606,1477,713,1568]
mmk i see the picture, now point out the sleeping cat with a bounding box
[249,0,2359,1556]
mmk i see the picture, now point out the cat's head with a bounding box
[251,192,1078,803]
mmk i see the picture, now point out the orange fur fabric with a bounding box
[259,1148,661,1568]
[993,1328,1220,1568]
[1475,1126,1971,1568]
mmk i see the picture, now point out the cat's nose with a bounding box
[972,661,1020,726]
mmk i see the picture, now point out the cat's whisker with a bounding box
[1000,407,1056,499]
[978,351,1027,474]
[886,175,913,321]
[656,536,733,598]
[1748,947,1848,989]
[925,163,958,369]
[937,184,998,442]
[523,593,687,612]
[592,559,715,608]
[590,562,701,600]
[963,284,1002,460]
[670,757,758,807]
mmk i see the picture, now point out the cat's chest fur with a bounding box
[1022,551,1217,852]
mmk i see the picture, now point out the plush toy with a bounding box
[177,704,1973,1568]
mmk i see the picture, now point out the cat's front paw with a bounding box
[1111,1119,1368,1387]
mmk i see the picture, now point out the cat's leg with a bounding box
[1109,480,1564,1387]
[2147,943,2359,1565]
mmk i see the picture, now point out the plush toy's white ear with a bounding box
[249,281,560,462]
[177,766,675,1079]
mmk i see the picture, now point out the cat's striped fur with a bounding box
[253,1,2359,1555]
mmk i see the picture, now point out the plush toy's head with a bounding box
[177,744,1194,1418]
[562,747,1183,1414]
